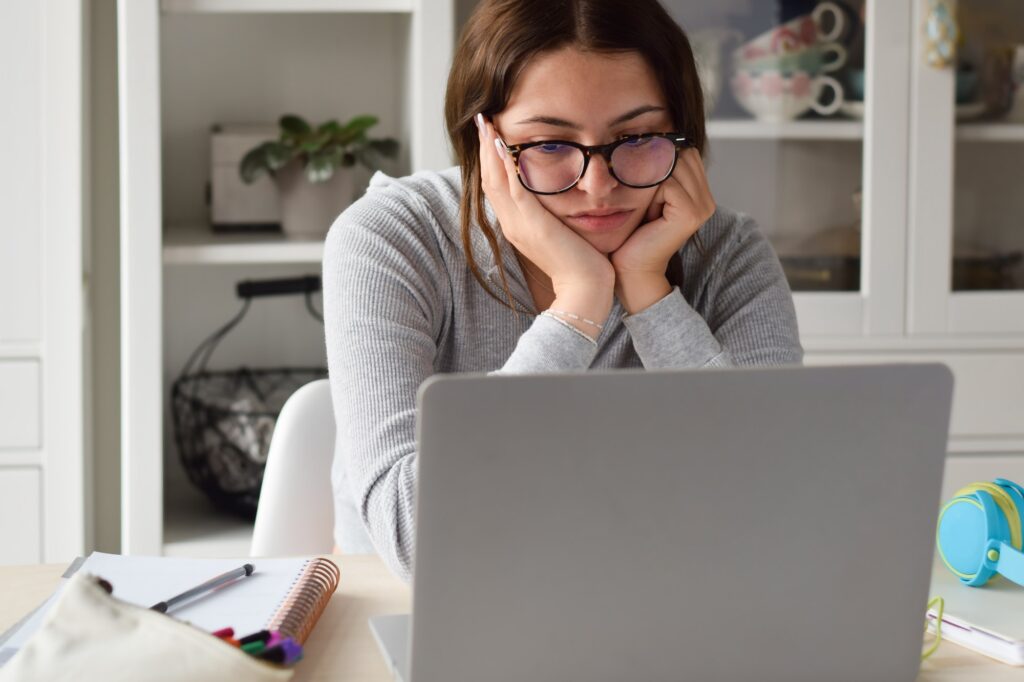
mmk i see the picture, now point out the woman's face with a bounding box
[493,46,674,255]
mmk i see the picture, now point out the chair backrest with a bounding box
[251,379,337,556]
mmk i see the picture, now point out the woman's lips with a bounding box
[566,209,634,233]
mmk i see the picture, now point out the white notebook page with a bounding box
[77,552,311,636]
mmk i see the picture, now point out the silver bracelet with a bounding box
[546,309,604,331]
[539,310,598,345]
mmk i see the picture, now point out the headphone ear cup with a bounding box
[938,488,1002,586]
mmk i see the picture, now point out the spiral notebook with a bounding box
[0,552,340,665]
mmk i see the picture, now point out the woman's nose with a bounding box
[575,154,619,196]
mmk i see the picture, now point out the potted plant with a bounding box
[240,114,399,238]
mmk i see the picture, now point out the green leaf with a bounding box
[341,115,379,137]
[331,115,378,146]
[317,120,342,136]
[279,114,312,137]
[300,131,332,154]
[239,145,269,184]
[264,141,294,171]
[368,137,400,158]
[305,151,336,183]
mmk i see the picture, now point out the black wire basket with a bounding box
[171,276,328,518]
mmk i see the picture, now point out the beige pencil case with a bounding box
[0,573,293,682]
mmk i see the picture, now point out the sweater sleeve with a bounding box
[323,192,444,582]
[621,214,803,368]
[494,314,598,373]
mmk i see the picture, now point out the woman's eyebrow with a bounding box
[607,104,666,126]
[514,105,665,129]
[513,114,581,129]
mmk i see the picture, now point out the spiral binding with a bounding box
[267,558,341,644]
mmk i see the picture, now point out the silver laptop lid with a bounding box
[409,364,953,682]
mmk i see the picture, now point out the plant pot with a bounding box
[275,159,355,239]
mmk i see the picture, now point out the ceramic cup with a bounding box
[737,41,848,75]
[731,69,845,122]
[733,2,847,63]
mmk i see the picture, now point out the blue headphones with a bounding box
[937,478,1024,587]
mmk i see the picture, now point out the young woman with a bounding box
[323,0,802,581]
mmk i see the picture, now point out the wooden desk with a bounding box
[0,555,1019,681]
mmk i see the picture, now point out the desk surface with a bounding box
[0,555,1019,681]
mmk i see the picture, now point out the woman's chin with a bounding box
[578,226,635,255]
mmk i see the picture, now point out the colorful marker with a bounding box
[258,638,303,665]
[241,640,267,655]
[238,629,272,646]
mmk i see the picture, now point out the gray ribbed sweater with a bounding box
[322,166,802,581]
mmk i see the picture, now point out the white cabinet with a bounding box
[0,470,42,565]
[0,0,87,565]
[0,363,40,451]
[118,0,454,555]
[0,5,43,346]
[907,0,1024,334]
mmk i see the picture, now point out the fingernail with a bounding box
[474,113,484,131]
[494,138,507,159]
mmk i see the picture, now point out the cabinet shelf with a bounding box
[161,0,413,13]
[956,123,1024,142]
[163,226,324,265]
[707,119,864,141]
[163,487,254,558]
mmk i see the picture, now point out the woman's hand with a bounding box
[477,115,615,326]
[610,147,716,314]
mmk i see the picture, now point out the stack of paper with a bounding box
[927,559,1024,666]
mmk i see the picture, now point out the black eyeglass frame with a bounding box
[500,132,694,195]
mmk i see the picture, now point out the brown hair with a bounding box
[444,0,707,309]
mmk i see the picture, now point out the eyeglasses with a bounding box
[500,132,693,195]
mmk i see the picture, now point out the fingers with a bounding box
[678,148,716,214]
[476,114,511,206]
[659,148,715,225]
[477,114,539,226]
[643,182,667,224]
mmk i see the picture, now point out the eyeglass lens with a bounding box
[517,136,677,193]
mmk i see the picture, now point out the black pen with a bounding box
[150,563,255,613]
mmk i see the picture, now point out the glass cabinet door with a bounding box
[659,0,910,337]
[909,0,1024,334]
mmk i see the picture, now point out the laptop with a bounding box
[370,364,954,682]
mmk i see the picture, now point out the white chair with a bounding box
[251,378,375,556]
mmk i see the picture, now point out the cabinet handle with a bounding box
[924,0,959,69]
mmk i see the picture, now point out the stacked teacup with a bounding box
[730,1,848,122]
